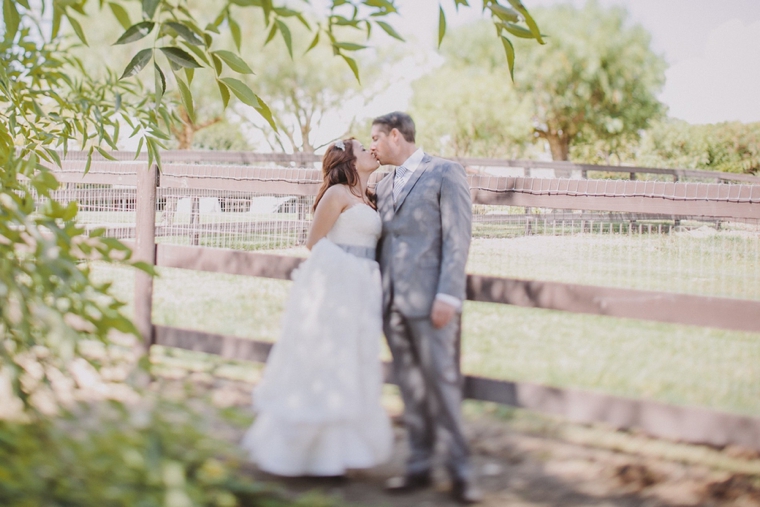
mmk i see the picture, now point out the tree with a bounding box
[410,23,533,159]
[232,13,388,153]
[512,1,666,161]
[636,120,760,174]
[0,0,544,501]
[1,0,543,415]
[410,2,664,162]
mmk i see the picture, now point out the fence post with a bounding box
[135,163,158,352]
[190,196,200,246]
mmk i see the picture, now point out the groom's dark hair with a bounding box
[372,111,415,143]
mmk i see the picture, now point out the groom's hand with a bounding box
[430,299,456,329]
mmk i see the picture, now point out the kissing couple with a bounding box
[242,112,481,504]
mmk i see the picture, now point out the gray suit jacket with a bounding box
[376,154,472,319]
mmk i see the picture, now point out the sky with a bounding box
[362,0,760,125]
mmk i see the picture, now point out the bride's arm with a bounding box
[304,186,348,250]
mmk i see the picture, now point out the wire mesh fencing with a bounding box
[469,205,760,301]
[154,188,314,251]
[41,161,760,302]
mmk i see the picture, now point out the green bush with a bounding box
[637,120,760,174]
[0,397,324,507]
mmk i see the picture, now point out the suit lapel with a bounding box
[394,154,431,212]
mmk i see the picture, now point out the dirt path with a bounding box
[202,379,760,507]
[240,415,760,507]
[150,362,760,507]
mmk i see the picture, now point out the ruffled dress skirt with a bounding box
[241,239,393,476]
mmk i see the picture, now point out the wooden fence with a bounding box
[50,154,760,452]
[59,149,760,184]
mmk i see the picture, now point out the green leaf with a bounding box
[212,9,226,27]
[375,20,404,41]
[3,0,20,42]
[507,0,544,44]
[364,0,397,13]
[216,79,230,109]
[264,22,278,45]
[220,77,277,131]
[180,40,211,66]
[333,41,367,51]
[66,12,88,46]
[211,50,253,74]
[229,17,241,51]
[175,74,195,123]
[113,21,155,45]
[164,21,204,45]
[154,63,165,103]
[185,67,194,84]
[275,20,293,58]
[489,4,520,23]
[499,22,537,39]
[95,146,117,161]
[43,148,62,168]
[261,0,272,22]
[51,4,62,38]
[142,0,159,19]
[211,54,222,75]
[131,261,158,276]
[134,137,144,159]
[146,136,163,169]
[108,2,131,30]
[437,4,446,49]
[500,35,515,82]
[341,54,360,84]
[120,48,153,79]
[159,47,201,68]
[84,146,94,174]
[219,77,259,107]
[61,201,78,221]
[305,31,320,54]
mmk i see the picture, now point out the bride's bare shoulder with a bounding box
[318,184,353,209]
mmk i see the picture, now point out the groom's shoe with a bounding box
[451,477,483,504]
[385,471,432,493]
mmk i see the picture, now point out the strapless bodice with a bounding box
[326,204,381,249]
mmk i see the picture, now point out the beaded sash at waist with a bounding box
[336,243,376,260]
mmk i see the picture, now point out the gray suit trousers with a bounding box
[384,303,471,480]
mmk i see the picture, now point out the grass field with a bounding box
[467,229,760,300]
[90,227,760,417]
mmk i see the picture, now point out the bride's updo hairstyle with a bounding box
[313,139,376,212]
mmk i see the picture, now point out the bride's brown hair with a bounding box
[313,139,376,212]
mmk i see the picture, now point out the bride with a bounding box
[242,139,393,476]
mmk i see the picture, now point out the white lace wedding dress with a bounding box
[241,203,393,476]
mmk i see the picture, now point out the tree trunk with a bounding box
[176,120,194,150]
[546,133,570,161]
[171,108,221,150]
[545,133,571,178]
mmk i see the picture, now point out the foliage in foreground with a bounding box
[0,395,331,507]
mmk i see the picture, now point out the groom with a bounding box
[371,112,481,504]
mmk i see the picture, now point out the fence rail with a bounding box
[46,155,760,452]
[152,324,760,452]
[49,162,760,220]
[56,150,760,184]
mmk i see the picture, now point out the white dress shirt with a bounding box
[394,148,425,192]
[394,148,463,312]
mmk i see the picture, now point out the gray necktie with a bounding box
[392,166,408,203]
